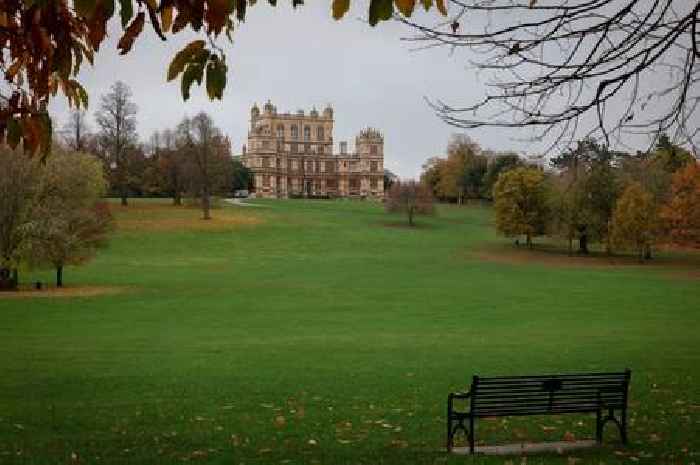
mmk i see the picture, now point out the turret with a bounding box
[251,103,260,122]
[355,127,383,158]
[323,104,333,119]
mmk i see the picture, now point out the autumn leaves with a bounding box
[332,0,448,26]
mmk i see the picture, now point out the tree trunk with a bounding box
[568,236,573,256]
[202,186,211,220]
[644,243,652,260]
[56,265,63,288]
[173,191,182,206]
[408,207,414,226]
[579,233,589,254]
[526,233,532,248]
[11,268,18,287]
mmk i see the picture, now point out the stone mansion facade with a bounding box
[241,101,384,198]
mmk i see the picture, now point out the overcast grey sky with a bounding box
[48,2,698,178]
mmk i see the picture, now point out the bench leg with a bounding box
[469,416,475,454]
[595,409,602,444]
[447,416,453,451]
[620,408,628,445]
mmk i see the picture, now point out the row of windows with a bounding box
[261,176,380,189]
[276,124,325,141]
[260,158,380,172]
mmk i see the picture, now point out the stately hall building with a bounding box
[241,101,384,198]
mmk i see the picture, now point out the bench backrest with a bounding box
[470,371,631,417]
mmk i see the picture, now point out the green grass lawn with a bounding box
[1,199,698,465]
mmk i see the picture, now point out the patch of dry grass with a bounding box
[0,285,130,299]
[472,243,700,280]
[112,201,263,232]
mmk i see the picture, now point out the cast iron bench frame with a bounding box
[447,370,631,453]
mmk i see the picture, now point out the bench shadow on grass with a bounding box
[471,241,700,280]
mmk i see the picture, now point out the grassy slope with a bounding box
[0,199,698,465]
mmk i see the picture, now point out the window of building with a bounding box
[370,145,378,155]
[262,140,270,148]
[304,143,310,153]
[276,158,280,168]
[349,178,360,189]
[370,178,378,189]
[317,127,324,141]
[277,124,284,139]
[370,161,378,172]
[262,157,270,168]
[350,161,359,171]
[327,179,336,189]
[263,175,270,187]
[325,161,334,173]
[304,126,311,141]
[291,125,299,139]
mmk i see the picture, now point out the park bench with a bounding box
[447,370,631,453]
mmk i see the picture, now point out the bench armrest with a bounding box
[448,391,471,414]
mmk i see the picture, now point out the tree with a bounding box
[659,163,700,247]
[651,134,696,175]
[611,182,659,261]
[176,113,231,220]
[420,156,446,198]
[152,129,186,205]
[385,180,434,226]
[0,148,39,290]
[383,169,398,192]
[95,81,138,206]
[405,1,699,150]
[549,139,621,254]
[493,166,550,247]
[436,135,482,204]
[482,152,522,200]
[20,151,113,287]
[232,158,252,193]
[62,110,90,152]
[0,1,449,154]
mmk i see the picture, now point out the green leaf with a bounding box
[369,0,393,26]
[76,83,89,108]
[167,40,206,81]
[7,118,22,149]
[74,0,97,18]
[206,59,227,100]
[119,0,133,28]
[332,0,350,20]
[181,63,204,101]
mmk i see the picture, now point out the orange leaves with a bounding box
[161,6,174,32]
[205,0,233,34]
[118,12,145,55]
[394,0,416,17]
[659,163,700,247]
[332,0,351,20]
